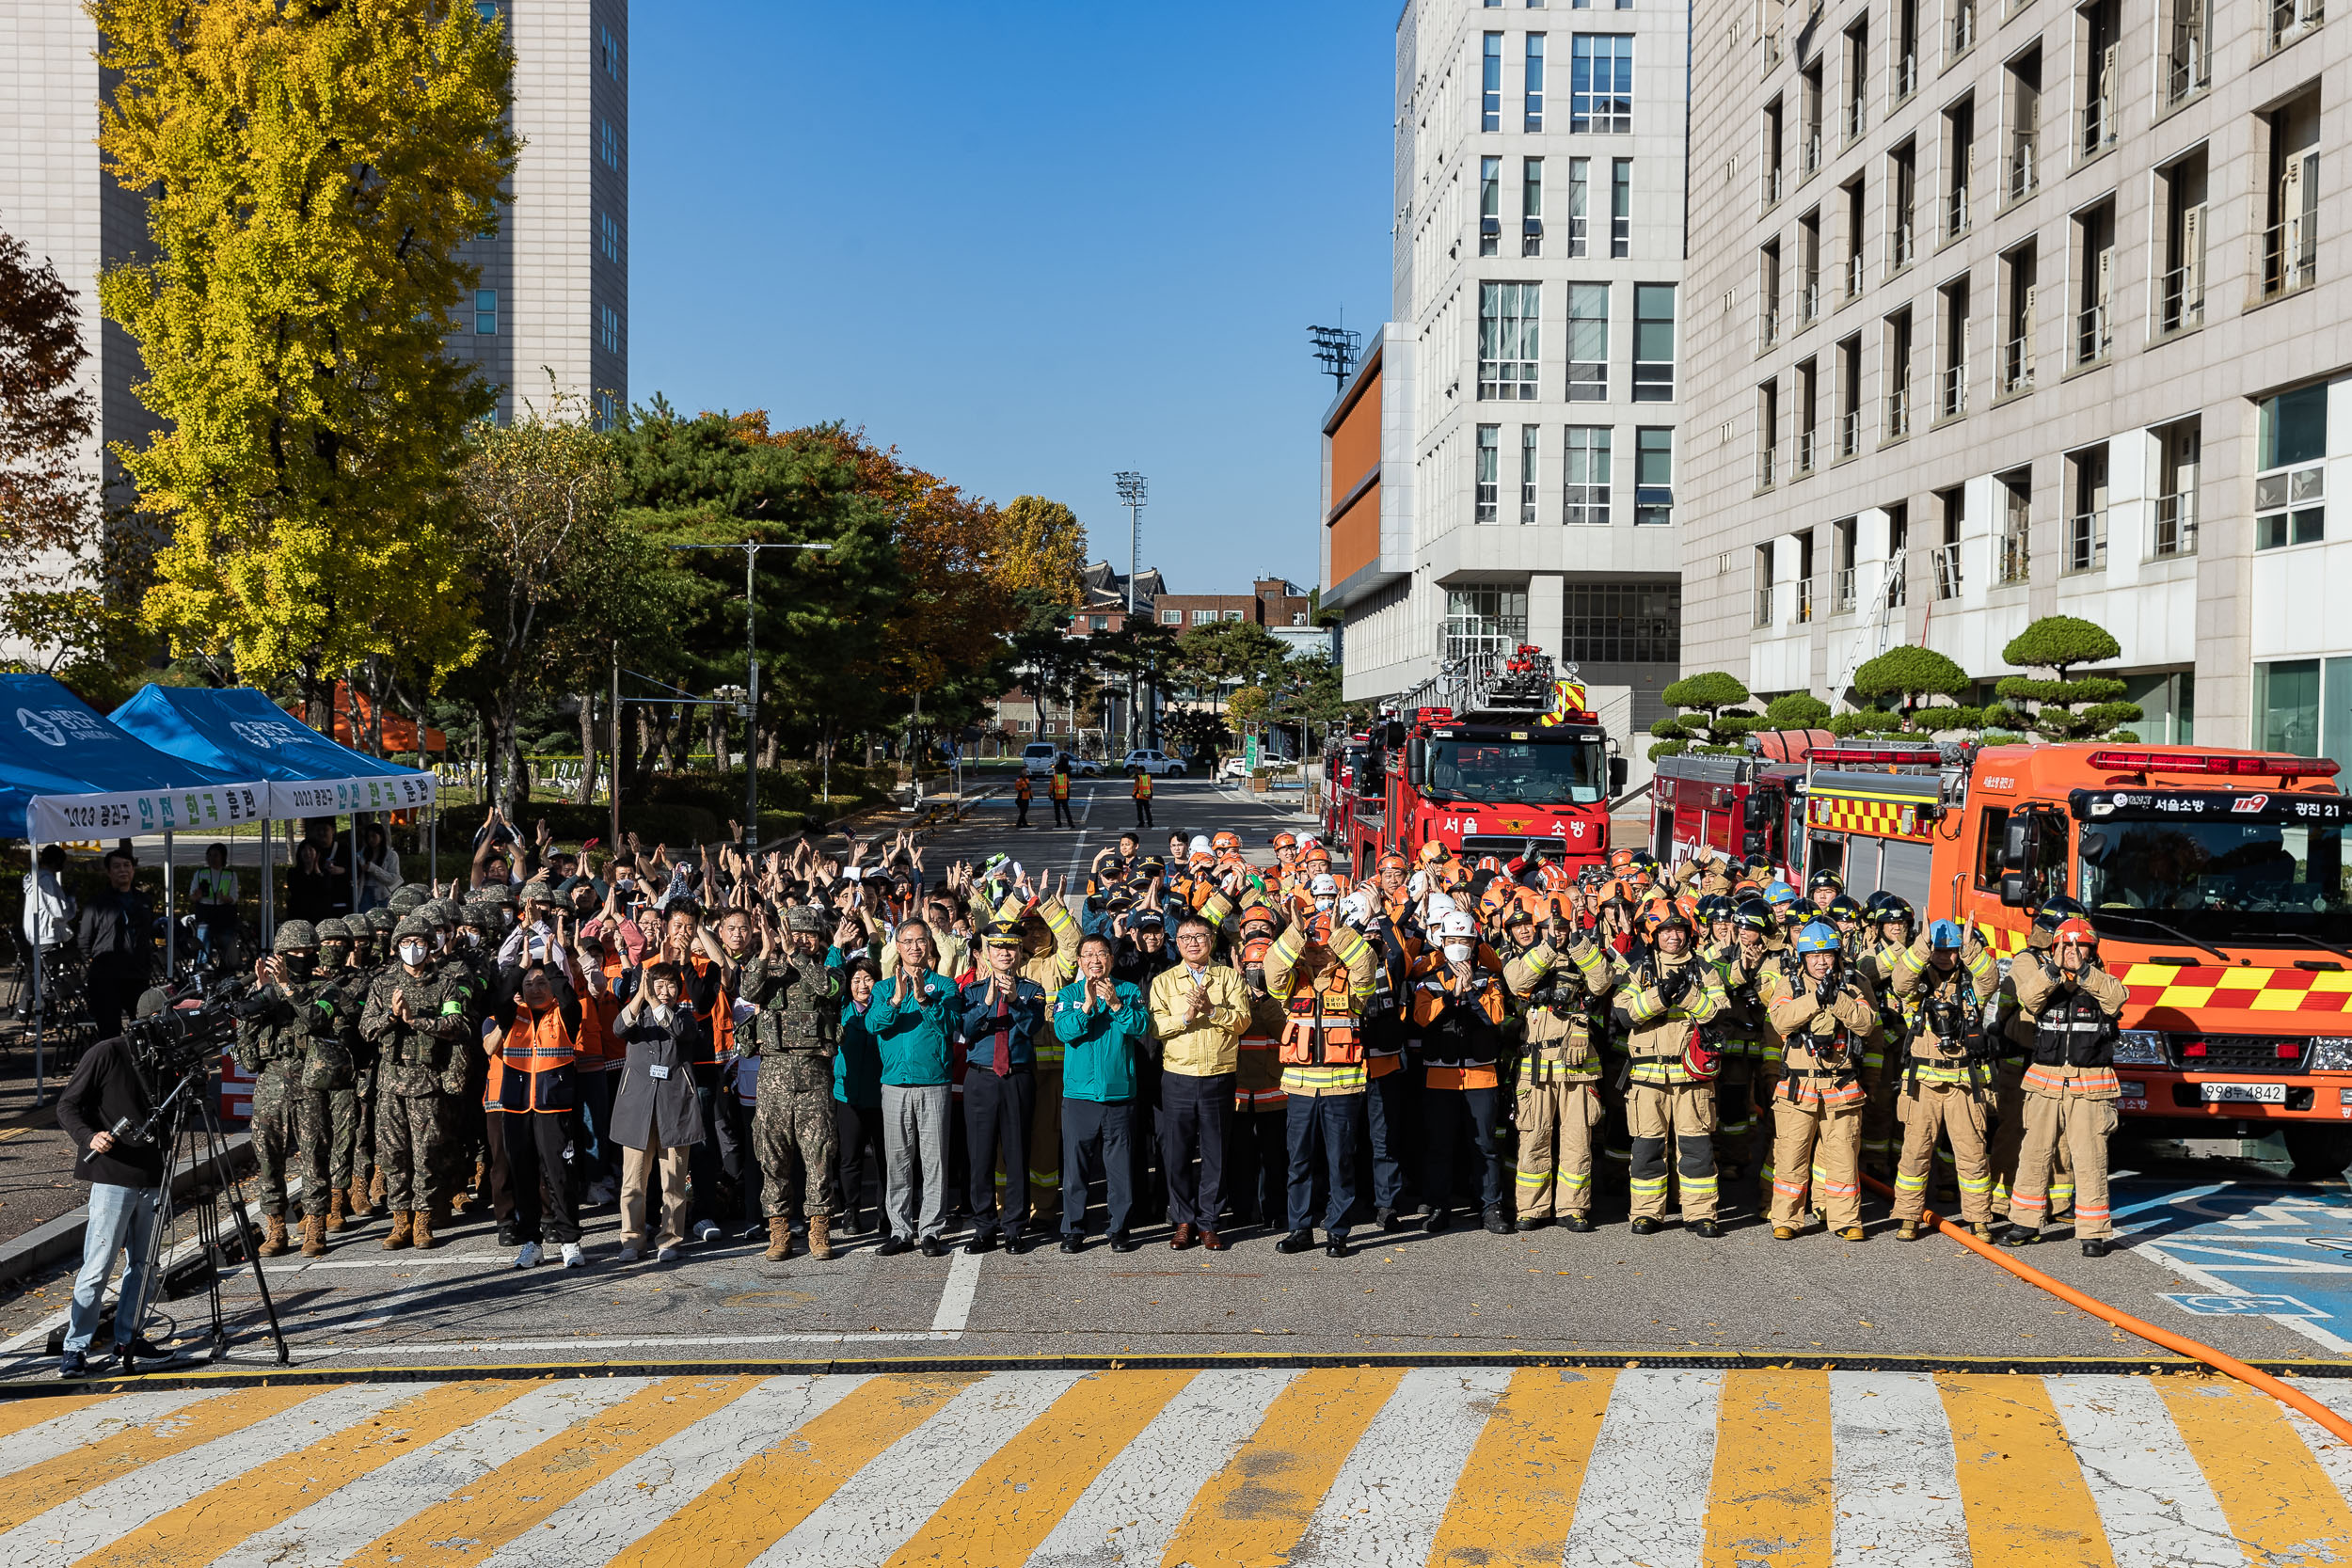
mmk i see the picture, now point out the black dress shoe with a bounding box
[2081,1238,2115,1259]
[1424,1207,1453,1234]
[497,1219,520,1247]
[1058,1236,1085,1255]
[1482,1207,1511,1236]
[1005,1234,1030,1256]
[964,1230,998,1256]
[1559,1212,1595,1232]
[1110,1232,1143,1253]
[876,1235,912,1257]
[1629,1216,1662,1236]
[1690,1219,1724,1239]
[1276,1230,1315,1254]
[918,1236,947,1258]
[1324,1234,1350,1258]
[120,1336,174,1361]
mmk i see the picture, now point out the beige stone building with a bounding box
[1680,0,2346,755]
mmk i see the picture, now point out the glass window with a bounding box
[599,212,620,263]
[1443,586,1529,662]
[594,390,617,430]
[600,24,620,77]
[1091,615,1109,631]
[1570,36,1634,134]
[1611,159,1631,256]
[1567,158,1590,257]
[1162,609,1180,624]
[1426,736,1609,804]
[1565,426,1612,523]
[600,119,620,170]
[2260,659,2322,754]
[473,288,497,335]
[2257,384,2327,548]
[1632,283,1677,402]
[1478,282,1540,401]
[1520,424,1540,523]
[1635,427,1674,525]
[1563,580,1679,661]
[598,304,621,354]
[1568,282,1609,400]
[1481,157,1501,257]
[1475,424,1502,523]
[1522,157,1544,257]
[1483,33,1503,131]
[1525,35,1547,131]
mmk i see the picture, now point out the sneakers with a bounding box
[514,1241,544,1269]
[562,1243,587,1268]
[692,1219,722,1243]
[616,1244,642,1262]
[656,1246,680,1263]
[58,1349,87,1379]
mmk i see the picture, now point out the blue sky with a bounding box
[628,1,1395,594]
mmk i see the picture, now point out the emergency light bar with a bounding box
[1805,747,1942,768]
[2086,750,2343,779]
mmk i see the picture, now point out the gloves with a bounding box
[1813,974,1839,1006]
[1657,964,1692,1008]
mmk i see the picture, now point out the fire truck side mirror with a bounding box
[1610,756,1629,795]
[1999,871,2032,907]
[1743,794,1773,829]
[1384,720,1407,748]
[1998,815,2040,907]
[1406,737,1427,788]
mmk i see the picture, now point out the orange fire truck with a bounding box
[1332,646,1628,879]
[1679,737,2352,1170]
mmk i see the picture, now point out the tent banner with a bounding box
[29,781,268,842]
[270,771,437,816]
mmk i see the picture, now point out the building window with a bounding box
[1567,158,1590,257]
[473,288,497,334]
[1565,426,1612,523]
[1564,581,1679,662]
[1091,615,1109,631]
[1477,282,1540,400]
[1568,282,1609,400]
[1226,610,1246,621]
[1519,424,1540,523]
[1631,283,1675,402]
[1610,158,1631,256]
[1443,586,1529,663]
[1570,35,1633,133]
[600,119,620,171]
[1161,609,1181,624]
[2257,383,2328,548]
[1483,33,1503,131]
[1524,34,1546,131]
[2264,95,2321,300]
[2259,660,2321,755]
[474,1,497,20]
[1190,609,1213,625]
[595,389,617,429]
[600,24,621,79]
[2155,419,2201,557]
[1634,427,1673,525]
[599,212,621,263]
[598,303,621,354]
[1481,157,1502,257]
[1521,157,1544,256]
[1475,424,1502,523]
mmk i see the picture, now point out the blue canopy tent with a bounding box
[110,685,441,949]
[0,673,268,1101]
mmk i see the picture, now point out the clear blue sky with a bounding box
[628,1,1395,595]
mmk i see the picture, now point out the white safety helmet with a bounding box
[1437,910,1479,941]
[1309,873,1340,896]
[1424,892,1459,922]
[1338,887,1376,929]
[1189,835,1215,859]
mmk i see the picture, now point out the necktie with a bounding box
[993,988,1011,1076]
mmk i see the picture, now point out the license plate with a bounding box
[2200,1082,2288,1104]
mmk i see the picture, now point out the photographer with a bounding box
[54,989,173,1378]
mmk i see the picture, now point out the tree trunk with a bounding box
[709,707,730,774]
[575,690,597,806]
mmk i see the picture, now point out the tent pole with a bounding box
[262,816,274,950]
[350,810,360,915]
[29,836,45,1108]
[165,830,175,977]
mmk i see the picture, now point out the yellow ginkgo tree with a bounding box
[90,0,519,712]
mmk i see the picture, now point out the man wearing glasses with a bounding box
[1148,917,1247,1250]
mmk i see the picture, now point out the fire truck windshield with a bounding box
[2077,814,2352,941]
[1424,737,1607,805]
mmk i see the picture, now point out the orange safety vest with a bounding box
[487,1002,577,1114]
[1051,773,1070,800]
[1279,961,1363,1065]
[1015,775,1032,801]
[688,952,732,1065]
[1236,1021,1287,1111]
[1133,772,1152,800]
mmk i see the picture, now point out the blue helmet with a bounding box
[1763,881,1801,908]
[1792,920,1843,953]
[1928,919,1967,949]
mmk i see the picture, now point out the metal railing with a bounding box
[2008,134,2038,199]
[1941,362,1968,418]
[2066,509,2109,573]
[1795,576,1817,623]
[2165,44,2209,103]
[1802,277,1820,322]
[1948,182,1971,237]
[1839,407,1861,457]
[1798,428,1819,473]
[1931,543,1962,599]
[1764,165,1786,207]
[1886,555,1908,607]
[2262,217,2317,299]
[1998,531,2031,584]
[1756,583,1775,626]
[1847,251,1866,298]
[2153,492,2199,556]
[2003,335,2034,392]
[1761,305,1781,346]
[2159,262,2204,332]
[1950,3,1978,53]
[1896,52,1918,102]
[2076,301,2111,363]
[1892,219,1915,269]
[1847,97,1867,143]
[2080,101,2117,157]
[1804,131,1823,175]
[1758,446,1778,487]
[1886,387,1912,437]
[1834,564,1858,611]
[2270,0,2323,48]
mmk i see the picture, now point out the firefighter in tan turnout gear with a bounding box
[1760,919,1882,1242]
[1502,908,1617,1231]
[2002,917,2131,1258]
[1886,919,1999,1240]
[1611,902,1728,1237]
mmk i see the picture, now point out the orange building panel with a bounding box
[1328,479,1380,584]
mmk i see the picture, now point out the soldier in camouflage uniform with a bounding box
[738,905,844,1260]
[233,920,338,1256]
[355,907,397,1214]
[305,918,365,1242]
[430,899,493,1217]
[360,912,475,1250]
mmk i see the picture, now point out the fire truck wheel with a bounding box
[2283,1126,2352,1182]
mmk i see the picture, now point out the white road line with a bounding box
[2127,1237,2352,1354]
[931,1246,982,1333]
[2046,1374,2243,1568]
[1562,1369,1724,1568]
[0,1387,220,1480]
[1289,1366,1509,1567]
[750,1370,1080,1567]
[1027,1367,1300,1568]
[188,1329,961,1360]
[0,1381,413,1562]
[481,1374,868,1568]
[206,1378,643,1568]
[1828,1371,1970,1568]
[2284,1380,2352,1501]
[1063,787,1096,882]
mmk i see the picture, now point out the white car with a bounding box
[1218,755,1248,780]
[1121,749,1187,777]
[1021,742,1060,776]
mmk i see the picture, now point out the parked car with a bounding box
[1068,755,1103,777]
[1121,749,1188,777]
[1217,755,1248,780]
[1021,743,1060,776]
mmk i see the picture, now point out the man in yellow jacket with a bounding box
[1149,915,1248,1249]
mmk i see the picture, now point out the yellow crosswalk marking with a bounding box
[1426,1366,1616,1568]
[75,1380,529,1568]
[1703,1369,1833,1568]
[0,1390,119,1447]
[0,1385,320,1533]
[2158,1376,2352,1566]
[1160,1367,1404,1568]
[882,1370,1197,1566]
[608,1373,979,1568]
[1938,1373,2118,1568]
[344,1376,763,1568]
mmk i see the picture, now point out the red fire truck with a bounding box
[1653,736,2352,1170]
[1646,729,1836,876]
[1329,646,1628,879]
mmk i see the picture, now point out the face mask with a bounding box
[501,910,516,929]
[1443,942,1473,963]
[398,942,428,966]
[281,954,316,979]
[462,929,482,948]
[1313,896,1335,913]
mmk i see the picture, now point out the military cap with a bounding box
[272,919,318,952]
[315,917,351,942]
[393,912,437,941]
[785,905,826,935]
[388,886,427,913]
[979,920,1025,949]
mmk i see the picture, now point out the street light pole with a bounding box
[669,538,834,860]
[1113,471,1146,754]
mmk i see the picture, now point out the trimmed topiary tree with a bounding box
[1648,671,1762,760]
[1994,615,2142,742]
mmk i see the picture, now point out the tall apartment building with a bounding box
[0,0,626,661]
[1327,0,1692,756]
[1682,0,2344,756]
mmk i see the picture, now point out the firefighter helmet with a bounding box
[2051,917,2098,951]
[1806,869,1846,895]
[1731,898,1774,935]
[1792,921,1843,954]
[1929,919,1967,949]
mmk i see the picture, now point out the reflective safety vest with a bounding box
[486,1002,577,1114]
[1236,1008,1287,1111]
[1133,772,1152,799]
[1279,962,1363,1066]
[1051,773,1070,800]
[1014,776,1031,801]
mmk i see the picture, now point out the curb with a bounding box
[0,1131,255,1295]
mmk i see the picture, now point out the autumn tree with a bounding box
[994,496,1087,608]
[91,0,517,713]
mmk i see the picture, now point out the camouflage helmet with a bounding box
[315,917,352,944]
[392,912,436,942]
[478,882,516,909]
[272,919,318,953]
[457,900,497,930]
[364,908,396,938]
[785,905,827,936]
[424,898,460,927]
[388,885,429,913]
[518,879,556,907]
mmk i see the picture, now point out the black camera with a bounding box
[125,974,246,1083]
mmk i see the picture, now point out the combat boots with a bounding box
[259,1215,291,1256]
[808,1215,834,1260]
[382,1211,413,1250]
[301,1213,327,1258]
[765,1217,792,1261]
[413,1205,441,1250]
[328,1188,352,1232]
[369,1168,387,1211]
[350,1180,373,1222]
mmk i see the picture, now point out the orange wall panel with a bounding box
[1328,479,1380,584]
[1326,365,1382,504]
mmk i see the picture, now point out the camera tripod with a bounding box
[122,1064,290,1371]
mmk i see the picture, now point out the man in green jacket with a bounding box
[866,920,960,1257]
[1054,934,1151,1252]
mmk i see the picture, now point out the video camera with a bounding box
[123,973,250,1085]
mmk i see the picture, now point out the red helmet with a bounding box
[2052,917,2098,950]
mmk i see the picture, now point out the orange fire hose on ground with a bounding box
[1858,1171,2352,1443]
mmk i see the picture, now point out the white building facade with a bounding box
[1681,0,2348,758]
[1327,0,1692,747]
